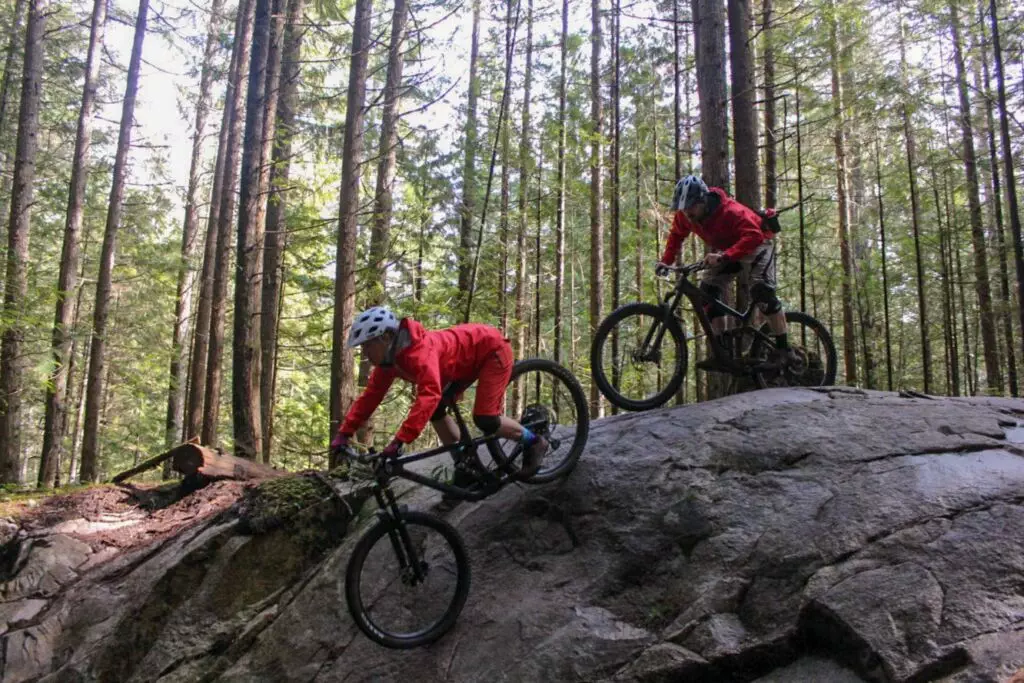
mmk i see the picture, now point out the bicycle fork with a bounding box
[375,486,429,585]
[638,305,675,362]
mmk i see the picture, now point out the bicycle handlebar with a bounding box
[661,261,706,277]
[338,445,382,466]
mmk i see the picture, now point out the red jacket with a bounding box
[660,187,769,264]
[340,319,507,443]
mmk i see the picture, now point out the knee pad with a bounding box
[751,282,782,315]
[699,282,727,320]
[430,403,449,423]
[473,414,501,434]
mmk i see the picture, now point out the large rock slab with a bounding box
[219,389,1024,682]
[3,388,1023,682]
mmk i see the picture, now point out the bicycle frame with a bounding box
[361,385,551,527]
[655,266,776,369]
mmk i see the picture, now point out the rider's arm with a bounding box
[339,366,396,436]
[722,213,767,261]
[660,211,692,264]
[394,352,443,444]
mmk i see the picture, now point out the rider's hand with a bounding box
[381,438,404,459]
[704,252,725,267]
[654,262,671,277]
[330,431,351,456]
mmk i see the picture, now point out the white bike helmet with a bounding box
[672,175,708,211]
[347,306,399,347]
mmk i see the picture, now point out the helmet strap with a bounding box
[380,327,409,367]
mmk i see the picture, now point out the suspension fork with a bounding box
[642,288,686,355]
[375,480,428,582]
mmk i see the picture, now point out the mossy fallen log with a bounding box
[111,442,285,485]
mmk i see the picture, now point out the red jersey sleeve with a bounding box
[395,351,443,444]
[660,211,692,264]
[339,366,395,436]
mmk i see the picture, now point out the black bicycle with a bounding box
[591,261,837,411]
[339,358,589,649]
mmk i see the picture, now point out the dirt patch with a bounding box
[4,481,250,554]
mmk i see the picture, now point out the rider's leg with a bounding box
[697,270,735,371]
[474,415,529,440]
[699,281,728,335]
[473,341,547,477]
[748,241,786,348]
[431,415,461,445]
[748,241,796,364]
[429,401,461,445]
[433,404,474,506]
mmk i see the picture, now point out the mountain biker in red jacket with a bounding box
[655,175,795,371]
[330,307,548,480]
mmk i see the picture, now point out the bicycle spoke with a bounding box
[356,523,461,639]
[602,311,682,405]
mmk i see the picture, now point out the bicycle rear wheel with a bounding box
[591,302,688,411]
[750,311,837,389]
[502,358,589,483]
[345,511,470,649]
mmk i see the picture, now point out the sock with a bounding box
[520,426,538,446]
[775,334,789,350]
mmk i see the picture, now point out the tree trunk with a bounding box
[554,0,568,367]
[828,0,857,386]
[693,0,729,399]
[0,0,26,256]
[682,19,694,172]
[204,0,256,447]
[761,0,776,208]
[67,328,91,483]
[0,0,43,484]
[610,0,621,413]
[673,0,681,179]
[329,0,372,455]
[164,0,222,465]
[54,250,91,485]
[39,0,106,488]
[948,173,975,395]
[635,135,643,304]
[232,0,276,459]
[874,138,894,392]
[81,0,149,482]
[795,76,807,317]
[728,0,760,209]
[934,170,960,395]
[414,209,425,303]
[692,0,729,191]
[949,0,1002,394]
[260,0,305,462]
[498,0,512,335]
[896,5,931,394]
[355,0,407,448]
[589,0,605,418]
[976,1,1017,396]
[988,0,1024,386]
[534,158,543,358]
[457,0,481,299]
[188,0,254,442]
[513,0,533,385]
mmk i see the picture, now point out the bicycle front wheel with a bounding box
[590,303,688,411]
[504,358,590,483]
[345,511,470,649]
[751,311,837,389]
